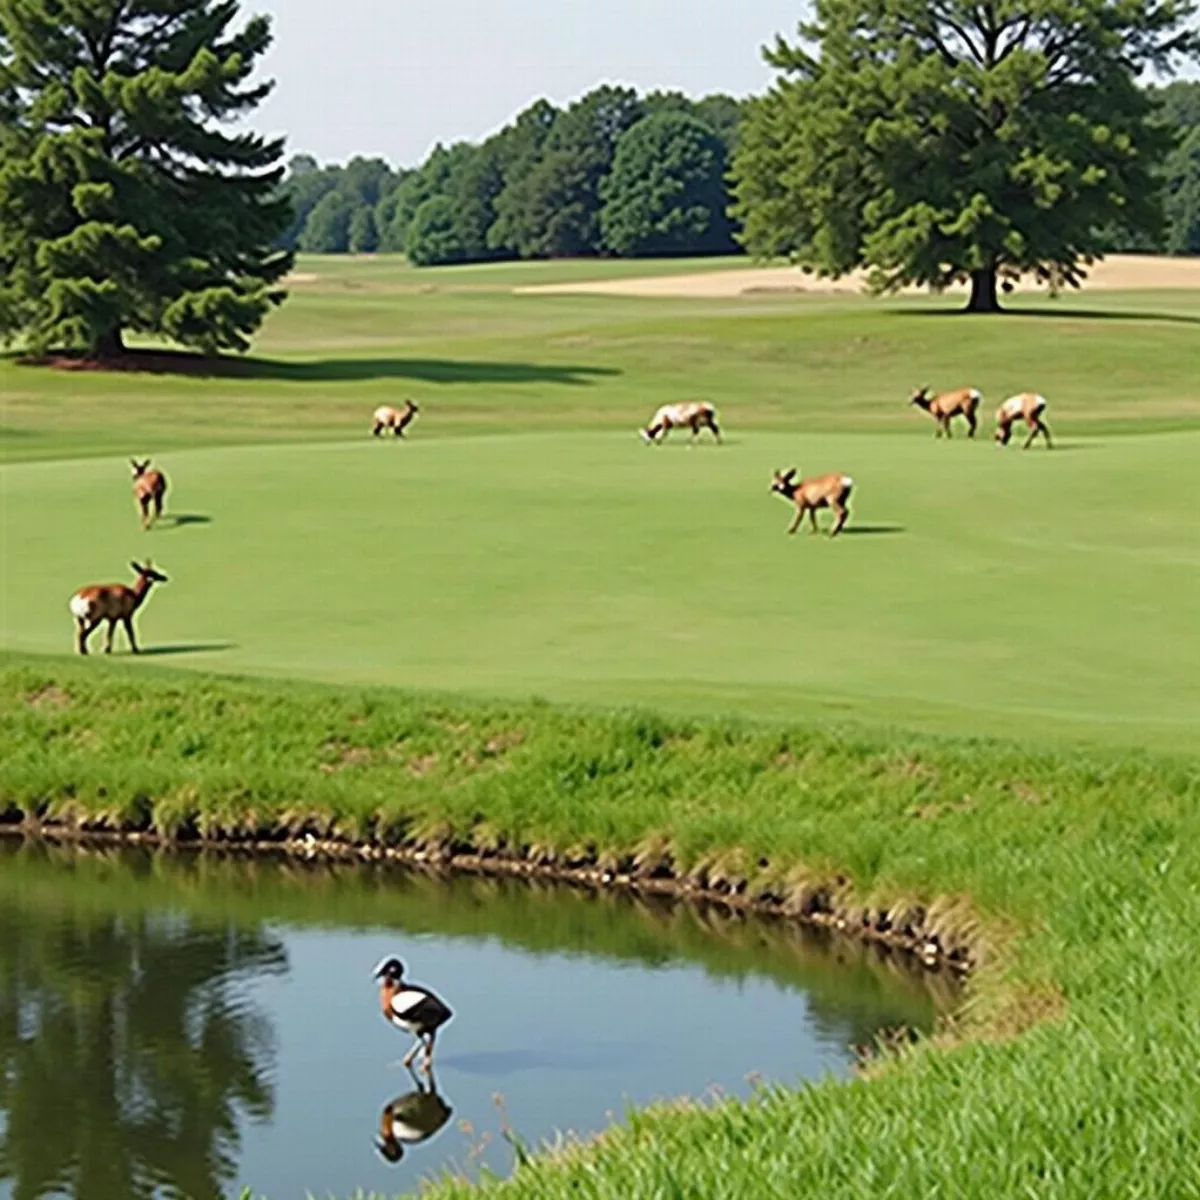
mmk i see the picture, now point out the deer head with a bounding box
[770,468,798,496]
[130,561,169,585]
[130,459,152,478]
[909,387,931,409]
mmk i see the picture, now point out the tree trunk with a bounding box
[965,267,1000,313]
[91,327,125,360]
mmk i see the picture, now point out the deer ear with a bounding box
[130,561,142,573]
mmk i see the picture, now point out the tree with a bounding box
[491,85,644,257]
[348,205,379,253]
[277,156,341,249]
[405,195,468,265]
[299,189,355,253]
[0,0,293,357]
[732,0,1200,311]
[1163,125,1200,252]
[601,113,736,256]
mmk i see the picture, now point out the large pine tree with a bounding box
[0,0,292,358]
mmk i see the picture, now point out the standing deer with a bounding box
[770,468,854,537]
[130,459,168,528]
[908,387,982,439]
[639,401,721,445]
[995,393,1053,448]
[69,561,168,655]
[373,401,420,438]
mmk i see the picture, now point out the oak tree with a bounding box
[732,0,1200,310]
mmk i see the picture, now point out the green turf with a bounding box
[3,426,1197,749]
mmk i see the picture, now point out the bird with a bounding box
[375,1076,454,1164]
[373,956,453,1074]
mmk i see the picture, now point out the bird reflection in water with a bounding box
[375,1069,454,1164]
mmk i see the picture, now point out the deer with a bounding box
[372,401,420,438]
[639,401,721,445]
[995,392,1053,449]
[770,468,854,537]
[130,459,168,528]
[69,561,168,655]
[908,387,982,439]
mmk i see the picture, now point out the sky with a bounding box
[249,0,809,168]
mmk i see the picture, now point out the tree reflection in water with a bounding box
[0,868,286,1200]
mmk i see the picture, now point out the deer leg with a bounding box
[139,498,150,529]
[1038,419,1053,449]
[830,503,849,537]
[942,415,952,439]
[709,420,721,444]
[787,506,803,535]
[122,616,139,654]
[808,507,820,535]
[1023,421,1039,450]
[104,619,117,654]
[154,494,163,522]
[966,410,977,438]
[76,618,95,655]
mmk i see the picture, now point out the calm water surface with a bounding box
[0,841,951,1200]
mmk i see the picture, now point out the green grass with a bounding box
[3,428,1197,748]
[3,253,1200,1197]
[1,655,1199,1197]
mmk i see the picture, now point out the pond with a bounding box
[0,840,952,1200]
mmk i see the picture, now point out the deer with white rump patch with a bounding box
[770,468,854,537]
[372,401,420,438]
[69,561,168,655]
[908,387,981,439]
[639,401,721,445]
[130,459,167,528]
[995,393,1053,448]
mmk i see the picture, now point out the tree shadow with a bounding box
[842,524,905,536]
[160,514,212,528]
[13,349,620,386]
[890,306,1200,326]
[138,642,236,656]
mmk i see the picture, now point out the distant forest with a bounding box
[279,81,1200,264]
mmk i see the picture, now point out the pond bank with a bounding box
[6,652,1200,1197]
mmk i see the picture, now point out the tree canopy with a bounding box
[276,87,747,266]
[600,112,736,256]
[732,0,1200,310]
[0,0,293,357]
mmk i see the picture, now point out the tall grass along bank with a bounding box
[4,655,1200,1196]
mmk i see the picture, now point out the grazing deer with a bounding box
[908,387,981,439]
[373,401,420,438]
[639,401,721,445]
[69,561,168,655]
[130,459,167,528]
[770,468,854,537]
[995,393,1053,448]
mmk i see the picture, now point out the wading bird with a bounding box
[374,957,452,1074]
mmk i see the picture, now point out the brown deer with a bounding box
[908,387,981,439]
[372,401,420,438]
[639,401,721,445]
[130,459,167,528]
[69,561,168,655]
[995,392,1053,448]
[770,468,854,537]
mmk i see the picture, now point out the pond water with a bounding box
[0,841,952,1200]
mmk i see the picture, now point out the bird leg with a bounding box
[402,1037,422,1069]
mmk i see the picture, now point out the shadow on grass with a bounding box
[843,524,905,536]
[891,305,1200,326]
[138,642,236,657]
[13,349,620,386]
[160,513,212,528]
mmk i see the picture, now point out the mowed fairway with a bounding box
[3,421,1197,749]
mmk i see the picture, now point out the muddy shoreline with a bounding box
[0,814,977,980]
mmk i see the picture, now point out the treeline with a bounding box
[279,86,744,263]
[282,80,1200,264]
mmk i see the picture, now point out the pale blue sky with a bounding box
[251,1,808,167]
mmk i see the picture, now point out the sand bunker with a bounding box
[514,255,1200,299]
